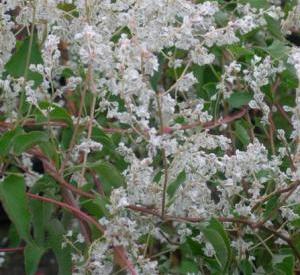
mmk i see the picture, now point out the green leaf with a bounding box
[228,92,252,109]
[235,121,250,146]
[13,131,48,155]
[263,195,279,219]
[37,102,73,126]
[239,259,253,275]
[61,127,73,149]
[267,40,288,60]
[227,45,254,59]
[92,127,115,149]
[214,11,228,26]
[201,218,232,271]
[24,243,45,275]
[264,15,284,41]
[0,175,31,242]
[8,224,21,247]
[280,65,299,89]
[186,237,203,256]
[201,227,229,270]
[29,199,53,246]
[179,259,199,274]
[5,35,43,84]
[90,128,127,170]
[49,106,73,126]
[0,128,23,157]
[80,196,110,219]
[201,82,218,100]
[57,2,76,11]
[150,53,165,90]
[47,219,72,275]
[240,0,270,9]
[273,254,294,275]
[89,161,124,194]
[30,175,58,194]
[167,170,186,198]
[208,218,231,257]
[208,218,232,270]
[39,142,60,167]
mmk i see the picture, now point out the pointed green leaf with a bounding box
[264,15,284,41]
[49,106,73,126]
[167,170,186,198]
[80,196,110,219]
[240,0,270,9]
[201,221,230,271]
[0,175,31,241]
[89,161,124,194]
[228,92,252,109]
[267,40,288,60]
[208,218,231,255]
[203,228,228,268]
[24,243,45,275]
[239,259,253,275]
[13,131,48,155]
[0,128,23,157]
[47,219,72,275]
[29,199,54,246]
[5,35,43,84]
[235,121,250,146]
[273,254,294,275]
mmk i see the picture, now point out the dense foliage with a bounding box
[0,0,300,274]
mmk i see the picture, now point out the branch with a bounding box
[0,106,248,136]
[27,193,104,231]
[0,247,24,253]
[162,106,248,134]
[252,180,300,212]
[126,204,300,261]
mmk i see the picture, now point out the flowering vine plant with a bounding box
[0,0,300,274]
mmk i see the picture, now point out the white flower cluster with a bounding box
[0,8,16,71]
[246,56,283,124]
[75,138,103,154]
[1,0,300,273]
[217,61,242,99]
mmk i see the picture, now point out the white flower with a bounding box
[288,47,300,79]
[75,139,103,154]
[203,242,215,257]
[76,233,85,243]
[42,34,61,70]
[176,72,197,92]
[190,46,215,66]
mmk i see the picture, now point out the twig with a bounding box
[0,106,248,136]
[80,67,97,179]
[126,204,300,261]
[275,103,292,125]
[59,68,90,174]
[0,247,25,253]
[27,193,103,231]
[162,106,248,134]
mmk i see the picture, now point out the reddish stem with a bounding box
[0,107,248,136]
[27,193,104,232]
[0,247,24,253]
[162,106,248,134]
